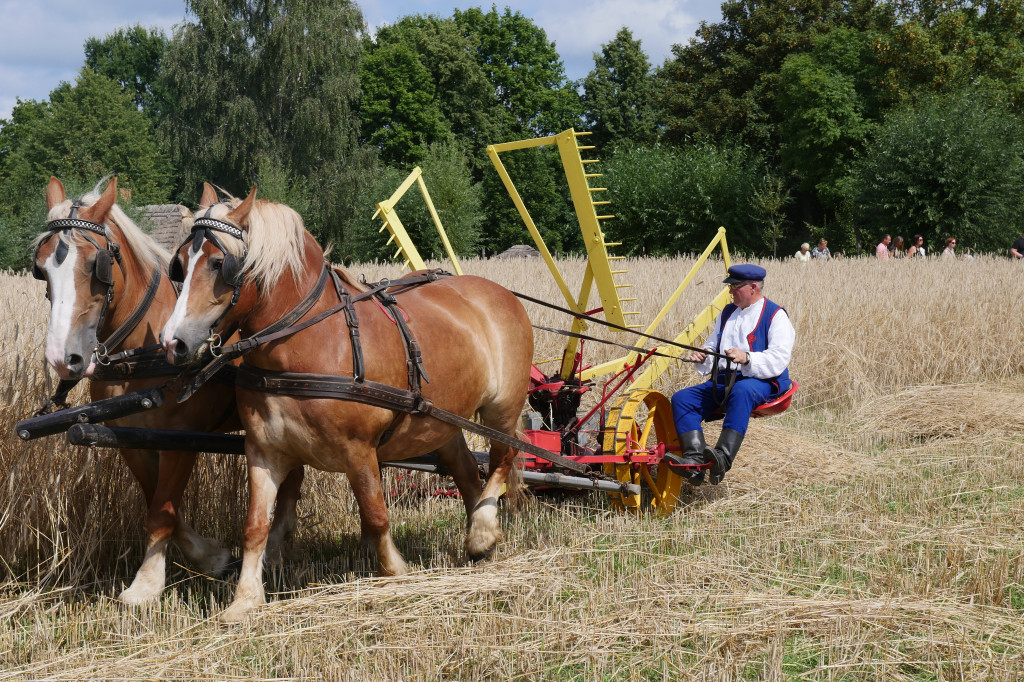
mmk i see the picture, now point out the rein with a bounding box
[514,289,743,411]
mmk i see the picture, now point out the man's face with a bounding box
[883,235,891,245]
[729,281,761,309]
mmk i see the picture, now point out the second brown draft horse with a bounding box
[161,186,533,622]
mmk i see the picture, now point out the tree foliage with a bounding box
[876,0,1024,112]
[84,25,169,119]
[360,15,500,168]
[453,7,581,137]
[582,27,658,148]
[658,0,889,151]
[602,142,765,256]
[160,0,364,244]
[855,88,1024,251]
[0,70,171,268]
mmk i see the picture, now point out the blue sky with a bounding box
[0,0,725,121]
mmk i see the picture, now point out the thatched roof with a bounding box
[495,244,540,259]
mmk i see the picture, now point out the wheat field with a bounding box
[2,254,1024,679]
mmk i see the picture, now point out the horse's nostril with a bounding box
[171,339,190,365]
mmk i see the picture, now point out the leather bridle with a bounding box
[168,207,248,352]
[32,200,163,412]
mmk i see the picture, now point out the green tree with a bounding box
[0,70,171,268]
[453,6,581,137]
[581,27,658,148]
[361,15,501,169]
[657,0,890,151]
[84,25,169,118]
[777,28,876,195]
[160,0,363,245]
[451,7,582,254]
[855,89,1024,251]
[603,142,764,256]
[875,0,1024,112]
[360,39,453,165]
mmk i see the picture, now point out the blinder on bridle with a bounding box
[33,201,121,287]
[168,206,246,289]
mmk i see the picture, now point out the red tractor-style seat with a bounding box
[708,381,799,421]
[751,381,799,418]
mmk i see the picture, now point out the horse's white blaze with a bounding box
[43,242,80,374]
[161,240,203,345]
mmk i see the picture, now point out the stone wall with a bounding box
[140,204,192,253]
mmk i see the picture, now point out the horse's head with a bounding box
[34,176,131,379]
[162,184,257,366]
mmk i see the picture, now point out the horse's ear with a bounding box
[199,182,218,209]
[46,177,66,211]
[81,176,118,223]
[228,185,258,229]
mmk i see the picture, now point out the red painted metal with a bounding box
[752,381,799,418]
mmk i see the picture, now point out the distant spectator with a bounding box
[907,234,926,259]
[794,242,811,264]
[941,237,957,260]
[876,234,891,260]
[891,236,906,258]
[811,238,831,261]
[1011,230,1024,259]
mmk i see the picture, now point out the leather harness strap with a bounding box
[234,364,588,474]
[177,263,330,402]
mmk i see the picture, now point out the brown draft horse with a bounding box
[161,186,534,622]
[32,177,303,604]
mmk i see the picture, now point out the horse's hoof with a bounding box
[219,600,256,623]
[118,584,160,606]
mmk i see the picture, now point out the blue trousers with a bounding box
[671,377,775,436]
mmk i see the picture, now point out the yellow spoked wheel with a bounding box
[602,389,685,515]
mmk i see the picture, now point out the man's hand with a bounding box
[689,350,706,363]
[724,347,749,365]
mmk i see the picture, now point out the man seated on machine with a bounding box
[667,264,795,485]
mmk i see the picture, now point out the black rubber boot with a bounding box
[704,428,744,485]
[664,430,706,484]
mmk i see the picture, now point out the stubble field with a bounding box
[2,254,1024,679]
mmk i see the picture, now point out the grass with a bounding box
[2,254,1024,678]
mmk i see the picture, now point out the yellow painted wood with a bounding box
[372,166,464,274]
[602,389,684,514]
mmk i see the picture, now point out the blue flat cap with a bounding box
[723,264,766,284]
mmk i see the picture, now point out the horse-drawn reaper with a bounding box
[16,129,797,621]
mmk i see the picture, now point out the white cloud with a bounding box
[537,0,714,79]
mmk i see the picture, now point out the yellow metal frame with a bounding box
[582,227,733,389]
[372,132,735,391]
[371,167,464,275]
[486,129,640,379]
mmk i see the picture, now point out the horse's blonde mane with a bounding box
[200,197,311,288]
[33,180,169,271]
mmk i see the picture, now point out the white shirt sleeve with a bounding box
[747,308,795,380]
[695,301,795,380]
